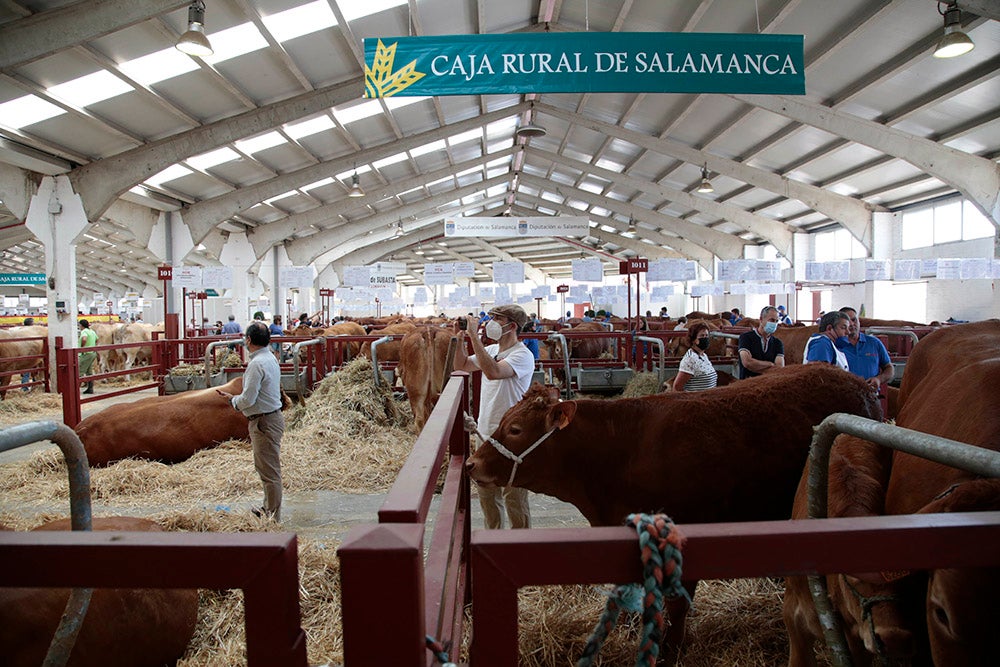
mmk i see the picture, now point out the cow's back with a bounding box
[0,517,198,667]
[489,364,881,527]
[75,377,249,465]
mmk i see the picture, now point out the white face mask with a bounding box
[485,319,505,340]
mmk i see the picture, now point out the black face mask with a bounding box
[696,338,710,350]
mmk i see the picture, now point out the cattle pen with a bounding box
[337,371,1000,666]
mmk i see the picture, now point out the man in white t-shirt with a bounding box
[454,304,536,529]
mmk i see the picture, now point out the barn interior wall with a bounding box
[894,234,997,322]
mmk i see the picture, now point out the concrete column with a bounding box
[258,244,293,321]
[219,232,254,324]
[24,175,88,391]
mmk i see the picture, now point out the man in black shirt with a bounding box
[737,306,785,379]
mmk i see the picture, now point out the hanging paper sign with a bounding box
[960,258,990,280]
[173,266,202,289]
[279,266,314,289]
[492,261,524,284]
[865,260,890,281]
[894,260,921,281]
[202,266,233,289]
[423,263,455,286]
[364,32,804,97]
[453,262,475,278]
[572,258,603,282]
[343,265,370,287]
[935,258,962,280]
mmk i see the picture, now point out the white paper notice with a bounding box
[865,260,890,281]
[935,258,961,280]
[894,260,921,281]
[423,263,455,286]
[173,266,202,289]
[572,258,604,282]
[492,261,524,284]
[203,266,233,289]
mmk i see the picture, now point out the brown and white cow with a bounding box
[91,321,124,374]
[397,325,459,430]
[75,376,255,466]
[112,322,161,370]
[466,363,882,655]
[0,325,46,396]
[783,320,1000,666]
[0,516,198,667]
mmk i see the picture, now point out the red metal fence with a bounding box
[337,368,1000,667]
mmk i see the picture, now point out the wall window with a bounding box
[814,228,865,262]
[901,197,996,249]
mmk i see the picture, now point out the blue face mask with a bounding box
[835,335,850,347]
[763,321,778,335]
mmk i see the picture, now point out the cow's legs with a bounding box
[660,580,697,665]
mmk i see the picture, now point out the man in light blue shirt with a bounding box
[221,314,242,334]
[837,307,893,390]
[217,321,285,520]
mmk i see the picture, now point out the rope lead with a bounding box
[425,634,455,666]
[577,513,689,667]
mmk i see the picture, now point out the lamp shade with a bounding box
[347,172,365,198]
[177,23,213,56]
[934,6,974,58]
[515,123,547,138]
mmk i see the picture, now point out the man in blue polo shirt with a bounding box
[837,306,893,390]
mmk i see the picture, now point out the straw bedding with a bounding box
[0,356,798,665]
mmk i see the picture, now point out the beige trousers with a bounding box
[478,484,531,530]
[250,411,285,521]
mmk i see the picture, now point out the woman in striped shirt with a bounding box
[672,322,718,392]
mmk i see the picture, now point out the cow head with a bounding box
[918,479,1000,664]
[466,383,576,488]
[831,574,916,663]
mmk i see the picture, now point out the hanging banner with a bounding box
[0,273,45,285]
[445,216,589,238]
[173,266,202,289]
[364,32,804,97]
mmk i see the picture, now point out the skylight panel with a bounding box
[486,156,511,169]
[0,95,65,128]
[341,0,407,21]
[145,164,193,187]
[203,23,269,64]
[410,139,446,157]
[384,96,428,111]
[456,165,481,178]
[120,47,199,86]
[302,177,335,191]
[447,128,481,146]
[372,152,408,169]
[578,181,605,194]
[235,131,286,154]
[285,115,335,139]
[486,185,507,198]
[264,190,298,205]
[425,175,452,187]
[261,0,337,42]
[186,147,240,171]
[595,158,625,172]
[333,99,383,125]
[486,139,511,154]
[486,117,518,138]
[48,71,133,108]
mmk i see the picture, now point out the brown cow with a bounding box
[112,322,163,370]
[0,325,46,396]
[773,324,819,365]
[783,320,1000,665]
[91,322,124,374]
[75,376,253,466]
[0,516,198,667]
[397,325,458,430]
[466,363,881,656]
[360,321,417,363]
[321,320,367,359]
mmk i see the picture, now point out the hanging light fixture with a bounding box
[414,240,425,255]
[175,1,214,57]
[697,165,714,193]
[626,216,637,234]
[347,166,365,198]
[515,102,547,139]
[934,2,975,58]
[393,220,404,237]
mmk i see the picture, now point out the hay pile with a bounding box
[0,357,416,509]
[0,391,62,427]
[513,579,790,666]
[620,371,663,397]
